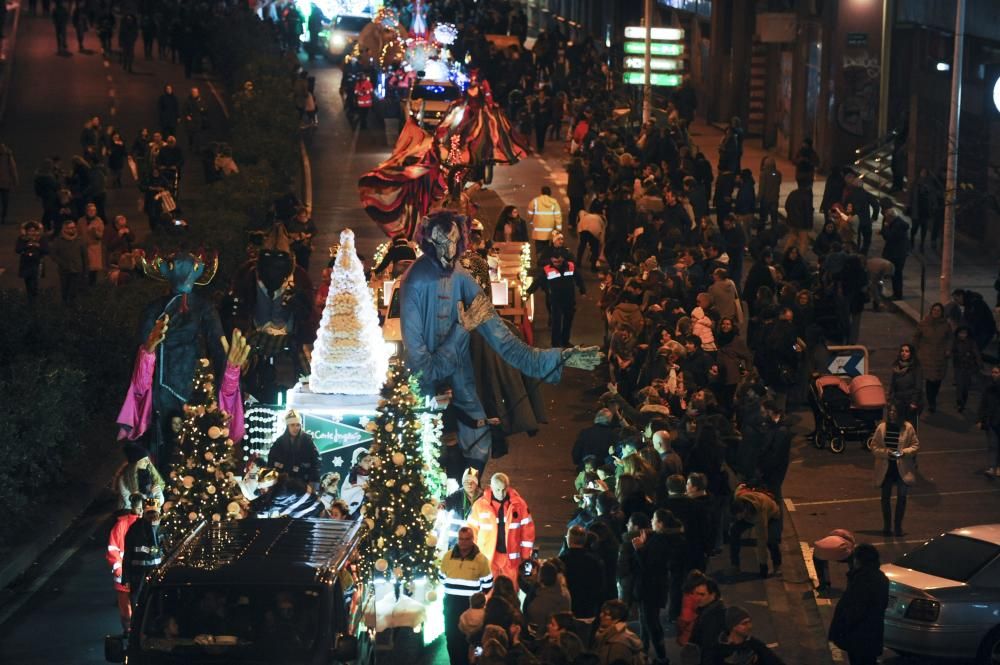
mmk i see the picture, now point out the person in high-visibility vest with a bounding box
[353,73,374,129]
[106,494,143,635]
[528,185,562,254]
[466,472,535,592]
[439,525,493,665]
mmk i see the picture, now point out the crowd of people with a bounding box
[14,85,209,303]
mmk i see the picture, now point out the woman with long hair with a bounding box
[493,205,528,242]
[871,402,920,536]
[114,443,165,510]
[889,343,923,423]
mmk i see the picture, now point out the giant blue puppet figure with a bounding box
[117,252,248,469]
[400,211,599,473]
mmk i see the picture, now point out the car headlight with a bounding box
[904,598,940,622]
[330,33,347,49]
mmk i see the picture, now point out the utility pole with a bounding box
[643,0,653,124]
[940,0,965,304]
[877,0,895,138]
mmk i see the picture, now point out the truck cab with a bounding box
[106,517,369,665]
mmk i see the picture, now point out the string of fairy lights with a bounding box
[160,360,243,550]
[358,361,444,592]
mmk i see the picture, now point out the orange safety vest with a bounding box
[466,487,536,564]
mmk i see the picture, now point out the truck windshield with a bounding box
[139,585,322,661]
[411,84,461,102]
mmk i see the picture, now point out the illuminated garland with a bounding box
[358,361,444,590]
[520,241,532,301]
[159,360,244,550]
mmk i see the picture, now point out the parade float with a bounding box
[245,229,393,483]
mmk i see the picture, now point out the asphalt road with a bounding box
[2,19,998,665]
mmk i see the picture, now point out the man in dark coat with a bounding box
[267,410,321,487]
[566,156,587,232]
[783,176,814,255]
[571,408,616,469]
[828,543,890,665]
[879,199,910,300]
[758,400,791,499]
[558,525,605,619]
[689,576,726,663]
[157,84,180,137]
[631,510,685,662]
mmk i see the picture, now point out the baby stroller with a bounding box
[810,374,886,453]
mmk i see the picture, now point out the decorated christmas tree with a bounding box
[309,228,389,395]
[160,359,244,548]
[359,361,446,592]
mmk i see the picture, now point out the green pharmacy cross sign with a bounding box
[623,72,682,87]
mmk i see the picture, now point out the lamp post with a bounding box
[940,0,965,304]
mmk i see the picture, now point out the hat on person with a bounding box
[123,442,149,465]
[725,605,752,632]
[285,410,302,426]
[462,467,480,484]
[143,498,162,514]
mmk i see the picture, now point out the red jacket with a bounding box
[354,80,374,108]
[466,487,535,563]
[107,512,140,591]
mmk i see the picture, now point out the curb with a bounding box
[0,0,23,124]
[775,503,839,664]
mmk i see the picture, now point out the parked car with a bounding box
[882,524,1000,663]
[105,518,369,664]
[403,79,461,129]
[324,14,371,58]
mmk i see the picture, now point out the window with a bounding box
[410,84,461,102]
[895,535,1000,583]
[140,585,322,661]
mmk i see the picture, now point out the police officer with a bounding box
[123,499,163,608]
[527,250,585,347]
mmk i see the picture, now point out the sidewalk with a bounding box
[689,119,997,326]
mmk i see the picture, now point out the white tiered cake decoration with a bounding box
[309,229,390,394]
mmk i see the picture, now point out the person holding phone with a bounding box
[871,402,920,537]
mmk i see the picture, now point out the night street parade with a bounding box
[2,1,1000,664]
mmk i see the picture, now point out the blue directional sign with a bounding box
[826,346,868,376]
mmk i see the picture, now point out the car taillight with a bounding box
[905,598,940,621]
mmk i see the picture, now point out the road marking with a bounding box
[106,74,112,82]
[108,88,115,97]
[795,487,1000,507]
[103,59,109,68]
[914,447,985,456]
[784,498,796,512]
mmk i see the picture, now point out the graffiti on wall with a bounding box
[836,54,880,137]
